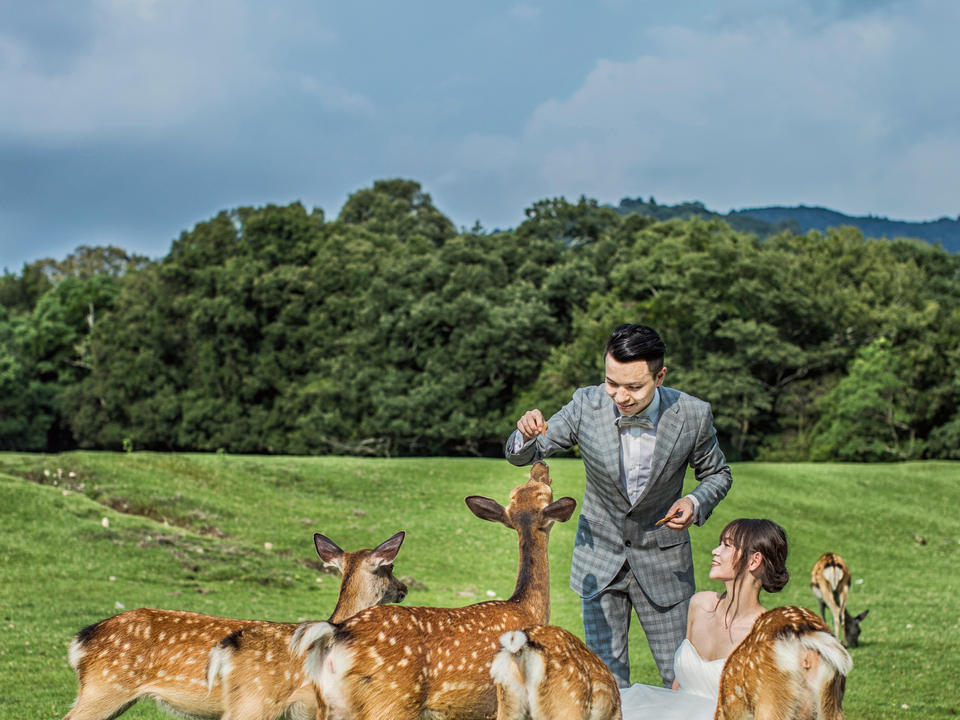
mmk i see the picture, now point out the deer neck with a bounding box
[507,524,551,625]
[327,597,354,624]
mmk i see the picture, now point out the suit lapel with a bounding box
[632,388,684,509]
[599,397,632,506]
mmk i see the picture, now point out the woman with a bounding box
[619,518,789,718]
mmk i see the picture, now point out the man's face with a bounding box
[603,354,666,416]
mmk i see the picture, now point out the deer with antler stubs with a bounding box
[61,531,406,720]
[810,553,869,648]
[491,625,621,720]
[205,531,406,720]
[293,461,577,720]
[715,605,852,720]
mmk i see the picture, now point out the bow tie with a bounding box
[616,414,654,430]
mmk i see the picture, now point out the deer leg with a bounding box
[494,683,526,720]
[62,689,137,720]
[221,694,277,720]
[835,587,849,648]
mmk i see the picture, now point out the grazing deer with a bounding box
[490,625,621,720]
[810,553,868,648]
[293,461,576,720]
[62,531,406,720]
[715,605,852,720]
[205,531,407,720]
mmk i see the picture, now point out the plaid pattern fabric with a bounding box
[581,561,689,687]
[505,384,731,648]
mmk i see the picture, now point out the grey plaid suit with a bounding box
[505,384,731,686]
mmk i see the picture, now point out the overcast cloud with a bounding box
[2,0,958,270]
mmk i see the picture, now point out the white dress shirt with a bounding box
[617,389,660,504]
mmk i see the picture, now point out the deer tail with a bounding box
[290,622,338,684]
[800,630,853,677]
[205,630,241,692]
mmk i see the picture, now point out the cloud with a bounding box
[298,75,375,115]
[462,2,960,220]
[0,0,346,141]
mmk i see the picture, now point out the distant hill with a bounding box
[613,197,960,253]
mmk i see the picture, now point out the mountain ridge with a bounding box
[613,197,960,253]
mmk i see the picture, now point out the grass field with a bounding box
[0,452,957,719]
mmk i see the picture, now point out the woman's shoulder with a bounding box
[688,590,721,613]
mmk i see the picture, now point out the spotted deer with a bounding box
[810,553,868,648]
[715,605,853,720]
[205,531,407,720]
[490,625,621,720]
[62,531,406,720]
[293,461,577,720]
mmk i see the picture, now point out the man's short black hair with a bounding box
[604,324,666,375]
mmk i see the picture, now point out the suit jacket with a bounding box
[505,384,732,607]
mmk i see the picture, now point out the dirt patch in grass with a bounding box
[103,495,226,537]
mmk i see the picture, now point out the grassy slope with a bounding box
[0,452,956,719]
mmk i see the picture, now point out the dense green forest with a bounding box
[3,179,959,460]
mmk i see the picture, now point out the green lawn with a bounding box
[0,452,956,718]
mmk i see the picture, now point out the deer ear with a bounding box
[465,496,507,524]
[314,533,345,570]
[543,497,577,523]
[371,531,405,566]
[856,609,870,622]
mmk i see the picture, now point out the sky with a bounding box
[3,0,959,271]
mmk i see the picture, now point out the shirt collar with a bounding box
[614,387,661,427]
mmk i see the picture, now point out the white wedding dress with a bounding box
[619,639,722,719]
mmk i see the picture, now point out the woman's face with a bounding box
[709,532,742,582]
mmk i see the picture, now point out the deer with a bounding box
[62,531,407,720]
[490,625,622,720]
[291,460,577,720]
[205,531,407,720]
[810,553,869,648]
[715,605,853,720]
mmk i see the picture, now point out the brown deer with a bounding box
[293,461,577,720]
[205,531,407,720]
[715,605,853,720]
[490,626,621,720]
[810,553,868,648]
[62,531,407,720]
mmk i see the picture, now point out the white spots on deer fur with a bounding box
[158,631,166,641]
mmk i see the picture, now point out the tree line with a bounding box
[3,179,959,461]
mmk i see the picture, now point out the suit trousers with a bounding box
[581,559,688,688]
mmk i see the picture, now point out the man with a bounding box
[505,324,732,687]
